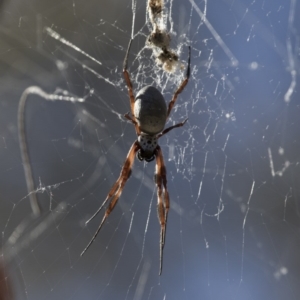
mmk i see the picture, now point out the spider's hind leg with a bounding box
[123,39,141,135]
[166,46,191,119]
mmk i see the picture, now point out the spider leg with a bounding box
[123,39,140,135]
[124,112,138,126]
[155,146,170,275]
[157,118,188,139]
[81,141,140,256]
[167,46,191,119]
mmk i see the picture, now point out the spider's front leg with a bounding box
[155,146,170,275]
[81,141,140,256]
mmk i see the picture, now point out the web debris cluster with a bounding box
[147,0,181,73]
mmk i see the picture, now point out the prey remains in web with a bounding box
[81,39,191,275]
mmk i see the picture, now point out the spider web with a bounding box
[0,0,300,299]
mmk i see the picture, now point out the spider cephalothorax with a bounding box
[137,134,158,162]
[81,39,190,275]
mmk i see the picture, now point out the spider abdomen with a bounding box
[134,85,167,135]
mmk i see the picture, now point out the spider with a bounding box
[81,39,190,275]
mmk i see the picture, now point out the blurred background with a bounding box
[0,0,300,299]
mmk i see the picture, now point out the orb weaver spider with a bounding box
[81,39,190,275]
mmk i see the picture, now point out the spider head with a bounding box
[137,134,158,162]
[137,149,155,162]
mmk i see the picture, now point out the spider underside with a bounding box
[81,39,190,275]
